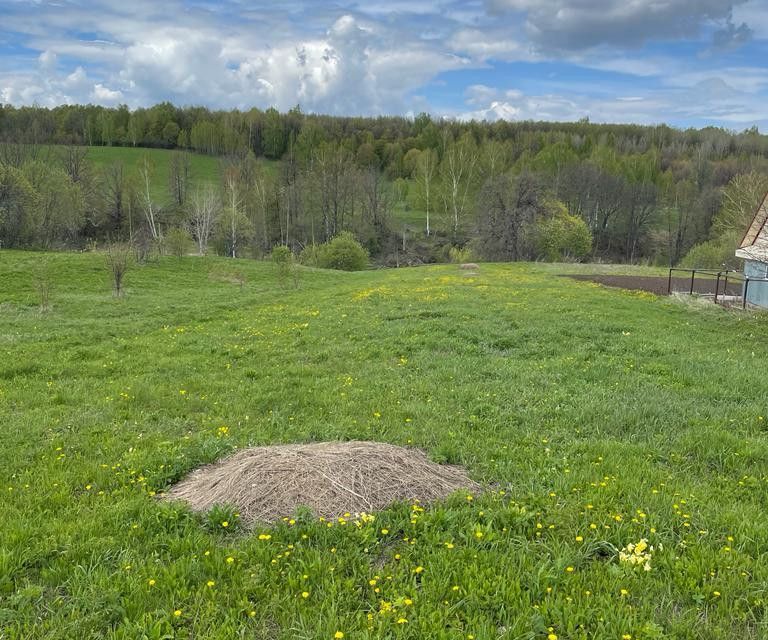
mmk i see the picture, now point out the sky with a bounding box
[2,0,768,130]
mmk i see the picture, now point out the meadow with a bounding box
[0,251,766,639]
[78,146,222,203]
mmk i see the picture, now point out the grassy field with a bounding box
[1,251,767,639]
[80,146,222,203]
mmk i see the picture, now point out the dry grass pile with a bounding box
[163,440,480,524]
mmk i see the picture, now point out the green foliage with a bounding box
[447,245,472,263]
[298,244,320,267]
[679,231,742,270]
[315,232,369,271]
[711,172,768,239]
[271,244,300,288]
[165,227,191,258]
[534,202,593,261]
[104,242,132,296]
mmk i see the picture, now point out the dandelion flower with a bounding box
[173,610,182,617]
[334,632,344,639]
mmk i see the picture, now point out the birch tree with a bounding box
[187,186,219,255]
[441,133,478,236]
[415,149,437,236]
[137,155,159,240]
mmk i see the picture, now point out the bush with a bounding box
[271,244,300,288]
[316,232,369,271]
[447,245,472,263]
[535,206,592,261]
[299,244,320,267]
[166,227,191,258]
[679,231,742,270]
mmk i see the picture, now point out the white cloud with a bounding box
[91,83,124,104]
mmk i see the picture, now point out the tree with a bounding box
[137,155,160,240]
[476,173,545,261]
[414,149,437,236]
[533,201,592,261]
[105,242,131,297]
[220,167,250,258]
[101,162,127,237]
[440,133,478,237]
[21,160,85,247]
[168,151,191,210]
[0,164,36,248]
[711,171,768,238]
[186,185,219,255]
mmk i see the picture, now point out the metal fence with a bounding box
[667,268,768,308]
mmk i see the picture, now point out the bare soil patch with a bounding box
[163,441,480,525]
[564,274,743,297]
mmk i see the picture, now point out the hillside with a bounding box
[81,146,222,203]
[1,251,766,639]
[4,104,768,265]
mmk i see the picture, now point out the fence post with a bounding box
[689,269,696,295]
[715,272,721,304]
[743,278,749,309]
[667,269,673,295]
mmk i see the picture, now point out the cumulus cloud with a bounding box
[485,0,751,51]
[0,0,766,130]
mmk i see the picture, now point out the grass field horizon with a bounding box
[1,250,767,639]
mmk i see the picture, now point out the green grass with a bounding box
[81,146,222,204]
[1,251,767,639]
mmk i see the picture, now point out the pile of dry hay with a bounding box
[163,440,480,525]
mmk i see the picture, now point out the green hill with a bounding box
[80,146,222,204]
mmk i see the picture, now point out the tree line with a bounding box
[2,102,768,265]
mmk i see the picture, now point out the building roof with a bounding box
[735,191,768,262]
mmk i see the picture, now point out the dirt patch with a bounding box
[564,274,743,297]
[163,441,481,525]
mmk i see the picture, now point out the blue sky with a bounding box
[2,0,768,129]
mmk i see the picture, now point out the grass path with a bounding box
[0,251,766,639]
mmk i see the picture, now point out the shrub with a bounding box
[535,206,592,261]
[166,227,191,258]
[448,245,472,263]
[105,242,132,297]
[271,244,300,288]
[679,231,742,270]
[316,232,369,271]
[298,244,320,267]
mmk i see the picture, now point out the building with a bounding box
[735,192,768,308]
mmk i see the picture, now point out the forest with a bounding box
[2,101,767,267]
